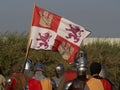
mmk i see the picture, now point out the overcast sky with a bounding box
[0,0,120,37]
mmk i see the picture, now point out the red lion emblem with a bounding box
[36,32,52,49]
[65,24,84,43]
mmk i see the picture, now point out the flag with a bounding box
[29,4,90,63]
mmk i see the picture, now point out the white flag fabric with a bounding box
[29,4,90,63]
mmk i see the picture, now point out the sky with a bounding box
[0,0,120,38]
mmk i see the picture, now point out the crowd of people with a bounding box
[0,50,113,90]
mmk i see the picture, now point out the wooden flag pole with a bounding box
[22,2,36,72]
[25,40,32,60]
[25,2,36,60]
[22,40,32,72]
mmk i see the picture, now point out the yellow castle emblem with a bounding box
[39,11,53,28]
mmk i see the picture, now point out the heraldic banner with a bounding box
[29,4,90,63]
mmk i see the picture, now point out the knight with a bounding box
[24,61,55,90]
[64,50,88,90]
[6,61,30,90]
[23,59,34,78]
[52,64,65,90]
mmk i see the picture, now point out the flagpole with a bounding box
[25,2,36,60]
[25,40,32,60]
[22,2,36,72]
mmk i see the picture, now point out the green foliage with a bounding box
[81,41,120,88]
[0,33,119,88]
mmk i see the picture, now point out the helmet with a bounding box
[77,57,87,71]
[55,64,64,78]
[75,50,85,60]
[55,64,64,71]
[99,65,107,78]
[24,59,32,70]
[75,51,87,75]
[79,50,85,57]
[34,62,45,72]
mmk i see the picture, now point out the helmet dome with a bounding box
[34,62,45,71]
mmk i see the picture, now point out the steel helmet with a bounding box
[56,64,64,70]
[75,51,87,69]
[24,59,33,70]
[34,62,45,72]
[99,65,107,78]
[55,64,65,78]
[75,51,88,75]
